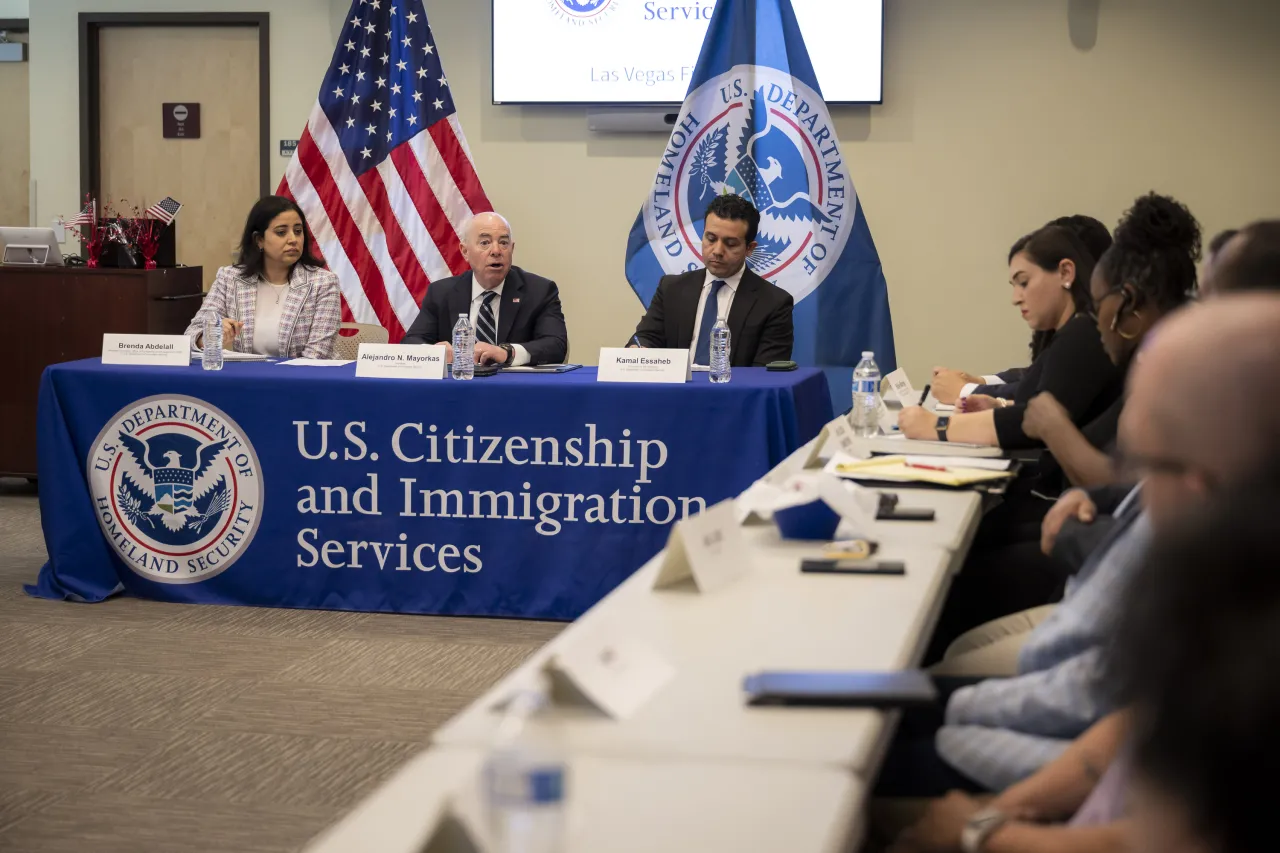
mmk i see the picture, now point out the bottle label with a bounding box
[856,379,878,394]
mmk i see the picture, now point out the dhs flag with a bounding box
[623,0,895,405]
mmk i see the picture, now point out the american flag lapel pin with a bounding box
[512,298,520,303]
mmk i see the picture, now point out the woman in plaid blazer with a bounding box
[185,196,342,359]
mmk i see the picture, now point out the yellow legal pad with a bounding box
[831,455,1016,487]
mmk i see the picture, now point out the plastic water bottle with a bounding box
[483,689,567,853]
[850,351,881,437]
[709,318,731,383]
[452,313,474,380]
[201,314,223,371]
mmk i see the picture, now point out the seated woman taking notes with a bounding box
[1021,192,1201,489]
[898,225,1122,448]
[185,196,341,359]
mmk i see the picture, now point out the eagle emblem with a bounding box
[688,85,833,272]
[115,431,232,545]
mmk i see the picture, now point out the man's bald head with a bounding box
[1123,295,1280,501]
[464,212,513,243]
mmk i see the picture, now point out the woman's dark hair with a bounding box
[1007,225,1097,359]
[1105,482,1280,853]
[235,195,324,279]
[1046,214,1112,262]
[1095,192,1201,315]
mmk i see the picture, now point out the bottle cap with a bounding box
[862,351,874,358]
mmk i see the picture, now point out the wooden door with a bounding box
[0,30,29,226]
[98,26,261,290]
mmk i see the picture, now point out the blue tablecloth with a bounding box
[28,361,831,620]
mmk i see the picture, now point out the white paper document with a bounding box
[278,358,354,366]
[903,455,1012,471]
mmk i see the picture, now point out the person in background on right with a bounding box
[922,194,1200,660]
[1201,219,1280,295]
[1020,192,1201,491]
[874,294,1280,799]
[1105,481,1280,853]
[931,215,1113,405]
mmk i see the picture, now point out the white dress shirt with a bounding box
[469,278,530,367]
[689,265,745,365]
[251,280,289,356]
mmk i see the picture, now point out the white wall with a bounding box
[0,1,29,18]
[25,0,1280,377]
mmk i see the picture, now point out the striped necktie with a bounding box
[476,290,498,345]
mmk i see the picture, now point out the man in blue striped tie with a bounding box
[403,212,569,365]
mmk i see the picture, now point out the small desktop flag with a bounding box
[62,199,96,228]
[623,0,896,404]
[275,0,493,342]
[144,197,183,225]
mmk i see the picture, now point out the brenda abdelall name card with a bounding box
[355,343,447,379]
[101,334,191,366]
[597,347,691,384]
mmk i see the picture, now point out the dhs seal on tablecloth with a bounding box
[87,395,263,583]
[640,65,854,304]
[549,0,618,24]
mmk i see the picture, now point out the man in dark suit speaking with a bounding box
[630,194,793,367]
[403,212,568,365]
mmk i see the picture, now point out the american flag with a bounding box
[62,199,96,228]
[144,196,182,225]
[277,0,492,342]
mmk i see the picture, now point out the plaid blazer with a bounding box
[185,264,342,359]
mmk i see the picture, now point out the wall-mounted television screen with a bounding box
[492,0,883,105]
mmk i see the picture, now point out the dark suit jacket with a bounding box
[402,266,568,365]
[631,268,793,367]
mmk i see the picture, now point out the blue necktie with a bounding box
[693,280,726,365]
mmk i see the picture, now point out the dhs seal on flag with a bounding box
[87,395,263,583]
[639,65,853,305]
[549,0,618,24]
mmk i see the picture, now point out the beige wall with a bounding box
[27,0,1280,376]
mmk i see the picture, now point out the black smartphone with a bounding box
[765,360,798,371]
[473,363,502,377]
[800,559,905,575]
[743,670,939,708]
[876,507,937,521]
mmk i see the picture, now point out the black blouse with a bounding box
[991,313,1125,450]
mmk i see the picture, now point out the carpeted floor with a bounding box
[0,477,562,852]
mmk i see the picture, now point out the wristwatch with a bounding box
[935,415,951,442]
[960,806,1010,853]
[499,343,515,363]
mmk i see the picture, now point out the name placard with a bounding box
[804,414,860,469]
[653,499,751,593]
[101,334,191,366]
[547,635,675,720]
[597,347,690,384]
[884,368,918,406]
[355,343,447,379]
